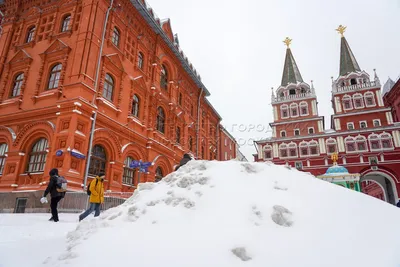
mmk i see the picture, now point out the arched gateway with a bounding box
[360,171,399,205]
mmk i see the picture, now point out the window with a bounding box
[123,157,135,185]
[102,74,114,101]
[112,27,120,47]
[373,120,381,127]
[345,137,356,152]
[289,89,296,95]
[281,131,286,137]
[11,73,24,97]
[369,157,378,165]
[360,121,367,129]
[155,167,163,182]
[131,95,139,117]
[26,138,48,173]
[89,145,106,176]
[263,146,272,159]
[295,162,303,170]
[201,145,205,159]
[160,65,168,90]
[61,15,71,32]
[300,102,308,116]
[353,94,364,108]
[188,136,193,151]
[225,152,228,160]
[225,138,228,146]
[290,103,299,117]
[0,143,8,175]
[176,127,181,144]
[137,52,144,70]
[288,143,297,157]
[381,133,393,149]
[178,93,182,106]
[342,95,352,110]
[47,63,62,90]
[364,92,375,107]
[309,141,319,155]
[369,135,380,150]
[326,139,337,154]
[26,26,35,43]
[294,129,300,136]
[281,105,289,119]
[347,123,354,130]
[350,78,357,85]
[308,128,314,134]
[300,142,308,157]
[279,144,288,158]
[356,136,367,151]
[156,107,165,133]
[230,142,232,150]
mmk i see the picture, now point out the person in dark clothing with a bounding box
[175,153,192,171]
[397,200,400,208]
[42,168,65,222]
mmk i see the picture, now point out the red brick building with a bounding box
[0,0,235,196]
[383,77,400,124]
[254,29,400,205]
[219,125,237,161]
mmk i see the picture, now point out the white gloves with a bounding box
[40,197,48,204]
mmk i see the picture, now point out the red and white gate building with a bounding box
[254,27,400,204]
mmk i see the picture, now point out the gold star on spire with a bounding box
[336,25,347,37]
[283,37,292,48]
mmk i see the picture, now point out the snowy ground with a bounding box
[1,160,400,267]
[0,213,78,267]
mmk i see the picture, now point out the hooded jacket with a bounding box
[175,154,192,171]
[44,168,65,198]
[89,176,105,204]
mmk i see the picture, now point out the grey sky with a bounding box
[147,0,400,160]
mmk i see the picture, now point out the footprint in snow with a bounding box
[271,205,293,227]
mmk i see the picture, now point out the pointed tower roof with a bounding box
[336,25,361,76]
[281,37,304,86]
[382,77,395,95]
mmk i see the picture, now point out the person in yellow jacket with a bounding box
[79,172,105,222]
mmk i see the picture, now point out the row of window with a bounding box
[279,127,314,138]
[346,119,381,130]
[341,92,376,110]
[0,141,165,184]
[293,155,379,170]
[263,133,394,159]
[24,14,71,44]
[280,101,309,119]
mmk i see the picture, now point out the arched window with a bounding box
[131,94,140,117]
[160,65,168,90]
[11,73,24,97]
[350,78,357,85]
[47,63,62,90]
[380,133,393,149]
[300,102,308,116]
[290,103,299,117]
[279,144,288,158]
[280,104,289,119]
[288,143,297,157]
[103,74,114,101]
[27,138,48,173]
[294,129,300,136]
[289,89,296,95]
[299,142,308,157]
[89,145,106,176]
[201,145,205,159]
[61,14,71,32]
[280,131,286,137]
[0,143,8,175]
[112,27,120,47]
[26,26,35,43]
[279,92,284,98]
[353,93,364,108]
[326,138,337,154]
[156,107,165,133]
[123,156,136,185]
[137,52,144,70]
[176,127,181,144]
[188,136,193,151]
[342,95,353,110]
[368,134,380,150]
[263,145,272,159]
[178,93,182,106]
[155,167,163,182]
[345,137,356,152]
[364,92,376,107]
[309,141,319,155]
[356,136,367,151]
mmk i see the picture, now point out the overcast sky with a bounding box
[147,0,400,160]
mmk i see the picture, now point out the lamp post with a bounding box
[82,0,115,190]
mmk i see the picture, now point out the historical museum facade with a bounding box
[254,27,400,205]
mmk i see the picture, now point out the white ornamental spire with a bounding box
[271,87,275,102]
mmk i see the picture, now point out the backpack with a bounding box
[55,176,68,192]
[87,179,99,196]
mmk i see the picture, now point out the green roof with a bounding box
[339,37,361,76]
[281,48,304,86]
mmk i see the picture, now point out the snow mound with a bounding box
[46,161,400,267]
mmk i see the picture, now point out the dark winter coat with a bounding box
[175,154,192,171]
[397,201,400,208]
[44,169,65,199]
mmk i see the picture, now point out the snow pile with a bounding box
[46,161,400,267]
